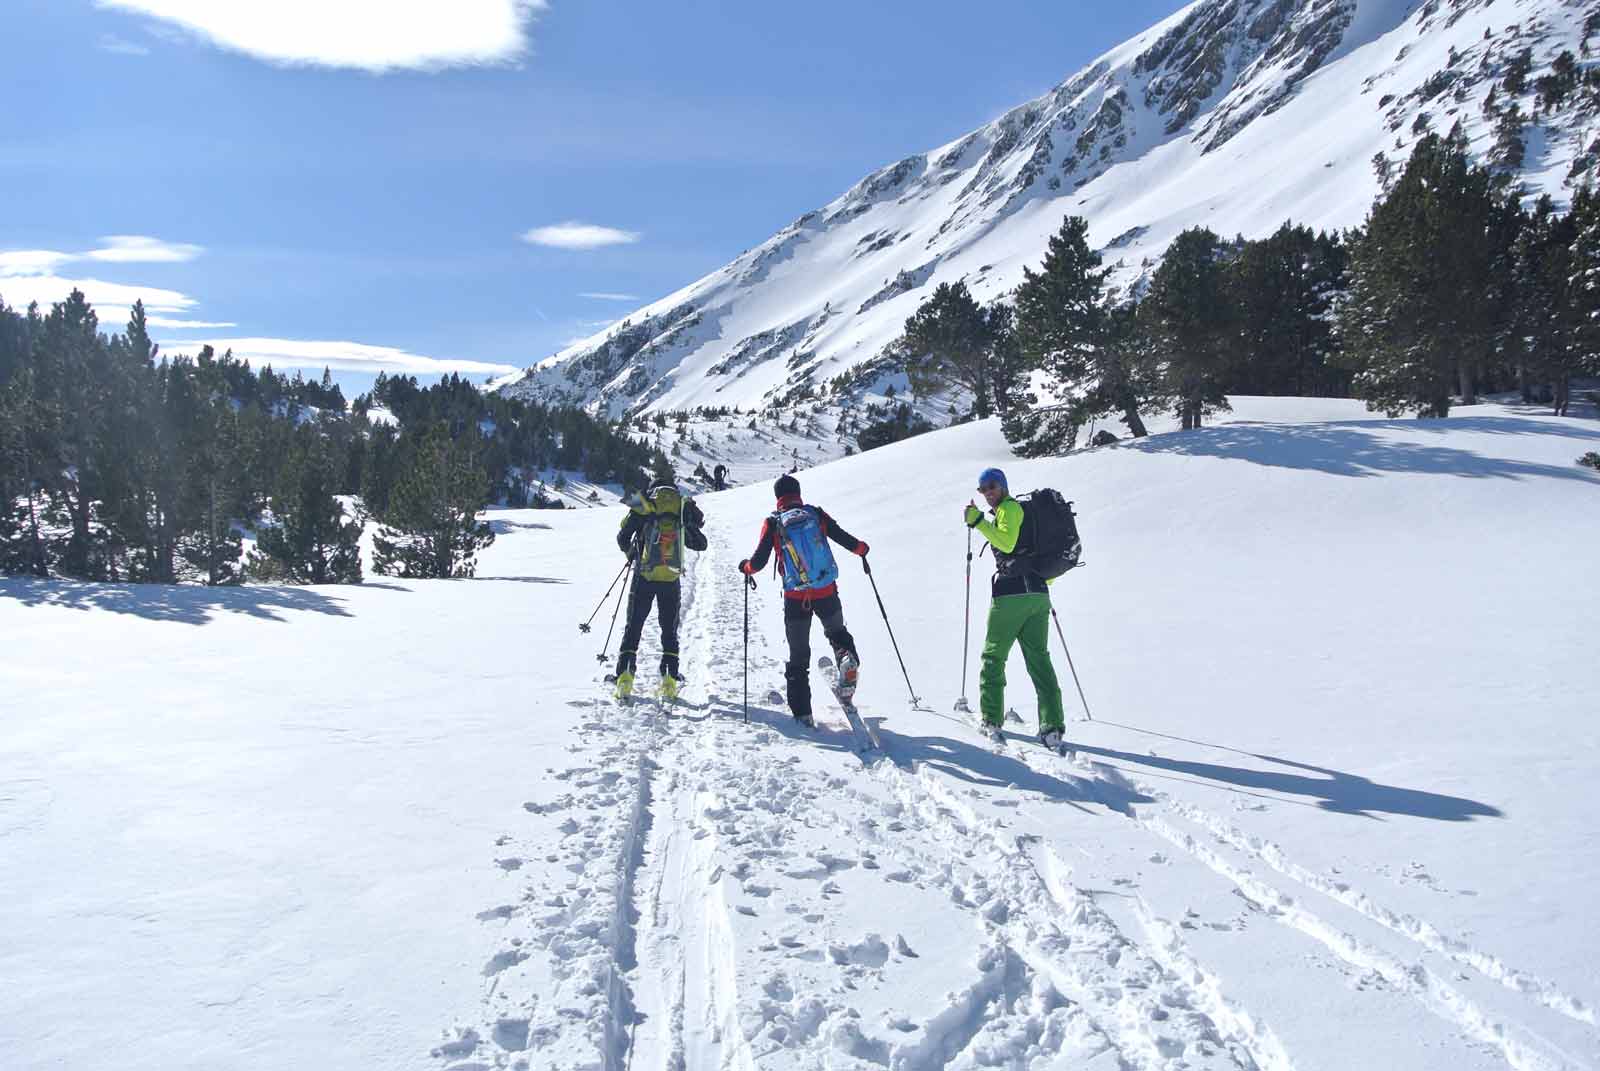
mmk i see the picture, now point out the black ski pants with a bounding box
[782,593,858,718]
[617,577,681,679]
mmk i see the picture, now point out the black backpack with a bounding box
[1015,489,1081,579]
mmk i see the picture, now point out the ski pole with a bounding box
[1049,608,1093,721]
[578,558,632,634]
[597,560,634,664]
[955,527,973,713]
[743,573,755,723]
[861,558,924,710]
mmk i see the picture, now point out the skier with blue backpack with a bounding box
[738,474,870,726]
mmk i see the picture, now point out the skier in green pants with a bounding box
[963,467,1066,749]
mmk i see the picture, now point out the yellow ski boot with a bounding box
[660,675,679,701]
[613,671,635,702]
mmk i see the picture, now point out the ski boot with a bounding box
[613,671,635,701]
[980,718,1006,746]
[836,651,859,702]
[1039,726,1066,753]
[659,674,680,701]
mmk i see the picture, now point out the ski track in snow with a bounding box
[1033,751,1598,1071]
[434,516,1595,1071]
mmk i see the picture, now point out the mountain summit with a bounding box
[499,0,1600,417]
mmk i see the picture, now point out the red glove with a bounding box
[739,558,755,575]
[853,542,869,557]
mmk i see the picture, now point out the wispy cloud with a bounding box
[578,291,640,301]
[522,222,640,250]
[0,250,78,277]
[1,235,203,278]
[147,316,237,329]
[159,337,521,377]
[96,0,548,73]
[87,235,203,263]
[97,34,151,56]
[0,274,196,316]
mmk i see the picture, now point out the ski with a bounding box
[817,656,881,752]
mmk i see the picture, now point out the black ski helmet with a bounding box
[774,474,801,500]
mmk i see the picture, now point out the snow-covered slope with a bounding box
[4,398,1598,1070]
[498,0,1600,418]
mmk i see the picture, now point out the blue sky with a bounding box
[2,0,1183,399]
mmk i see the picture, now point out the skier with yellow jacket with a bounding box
[613,482,707,700]
[964,467,1066,749]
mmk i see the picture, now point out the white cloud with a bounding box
[96,0,547,72]
[0,274,196,316]
[0,250,78,277]
[522,222,641,250]
[87,235,203,263]
[1,236,202,282]
[159,337,521,377]
[97,34,151,55]
[147,316,237,329]
[578,291,640,301]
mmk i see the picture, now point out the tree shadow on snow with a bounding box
[1076,721,1502,822]
[488,518,553,535]
[464,575,568,584]
[0,577,365,626]
[1124,417,1600,482]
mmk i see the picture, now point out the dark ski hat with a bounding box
[774,474,801,500]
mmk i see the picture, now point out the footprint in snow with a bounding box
[475,905,517,922]
[481,949,528,976]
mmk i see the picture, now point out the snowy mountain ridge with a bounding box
[497,0,1600,419]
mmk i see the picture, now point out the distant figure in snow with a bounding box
[965,467,1065,750]
[713,463,728,491]
[739,475,869,726]
[613,481,706,701]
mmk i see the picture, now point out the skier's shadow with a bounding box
[878,725,1152,815]
[718,701,1149,814]
[1076,722,1503,821]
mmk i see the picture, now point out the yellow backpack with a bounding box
[636,487,685,582]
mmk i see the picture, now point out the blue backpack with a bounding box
[771,506,838,594]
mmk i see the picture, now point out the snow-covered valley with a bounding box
[3,398,1597,1070]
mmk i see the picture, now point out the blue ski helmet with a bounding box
[976,467,1008,493]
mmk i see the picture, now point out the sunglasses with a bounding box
[977,483,1002,493]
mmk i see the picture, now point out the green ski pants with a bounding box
[979,592,1064,731]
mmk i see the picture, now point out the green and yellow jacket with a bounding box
[972,496,1048,598]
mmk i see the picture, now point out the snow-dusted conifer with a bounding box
[1142,226,1234,430]
[372,424,494,579]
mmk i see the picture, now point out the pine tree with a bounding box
[36,291,115,578]
[1005,215,1163,454]
[177,350,244,585]
[0,365,49,576]
[372,424,495,579]
[249,429,363,584]
[1339,129,1520,416]
[1563,184,1600,414]
[1224,223,1350,396]
[1143,227,1235,429]
[900,281,1005,417]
